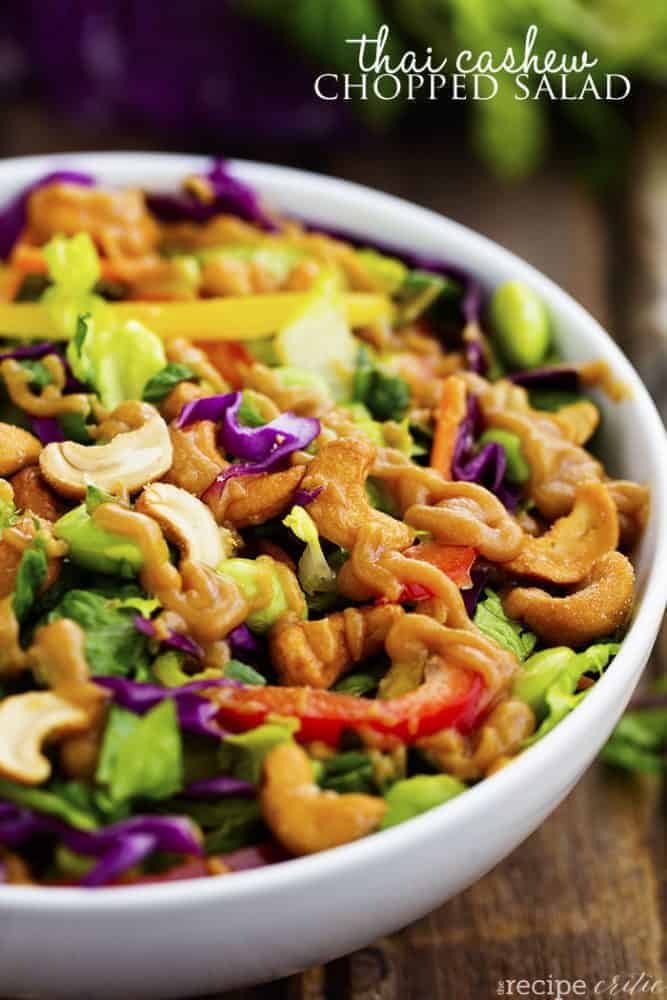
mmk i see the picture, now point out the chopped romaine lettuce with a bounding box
[218,721,297,785]
[283,505,336,595]
[46,589,152,678]
[525,642,620,745]
[474,589,537,662]
[275,272,358,401]
[13,537,48,622]
[96,700,183,803]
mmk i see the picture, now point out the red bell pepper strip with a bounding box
[211,666,483,747]
[405,542,475,589]
[376,544,476,606]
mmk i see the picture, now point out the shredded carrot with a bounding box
[430,374,468,478]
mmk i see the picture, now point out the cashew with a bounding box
[165,419,225,496]
[383,613,519,713]
[160,380,209,422]
[504,481,619,584]
[606,480,650,550]
[405,481,523,562]
[475,379,603,519]
[26,182,159,257]
[10,466,63,521]
[136,482,233,568]
[0,691,89,784]
[260,742,386,855]
[40,402,172,498]
[503,551,635,648]
[206,466,305,529]
[270,604,404,688]
[0,423,41,477]
[551,400,599,445]
[165,338,226,392]
[418,698,535,781]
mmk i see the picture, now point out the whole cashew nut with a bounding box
[504,481,619,584]
[40,402,172,499]
[405,481,523,562]
[260,742,386,855]
[0,691,89,784]
[503,550,635,648]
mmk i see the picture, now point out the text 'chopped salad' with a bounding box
[0,160,649,887]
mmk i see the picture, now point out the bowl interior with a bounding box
[0,152,664,912]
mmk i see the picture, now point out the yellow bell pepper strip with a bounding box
[0,292,393,343]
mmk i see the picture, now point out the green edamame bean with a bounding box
[490,280,550,369]
[379,774,465,830]
[478,429,530,483]
[217,557,293,633]
[512,647,575,716]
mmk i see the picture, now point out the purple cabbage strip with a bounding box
[133,615,204,661]
[292,485,323,507]
[0,803,202,887]
[178,391,319,493]
[176,390,238,429]
[96,675,241,740]
[507,366,580,391]
[30,416,64,445]
[183,776,255,799]
[451,396,520,512]
[146,158,277,231]
[227,623,260,658]
[463,566,491,617]
[0,170,94,258]
[0,341,56,361]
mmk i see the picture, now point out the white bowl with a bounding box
[0,153,665,1000]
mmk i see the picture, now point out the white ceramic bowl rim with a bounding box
[0,152,665,913]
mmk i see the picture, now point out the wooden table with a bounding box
[1,103,665,1000]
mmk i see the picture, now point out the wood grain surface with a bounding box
[0,102,664,1000]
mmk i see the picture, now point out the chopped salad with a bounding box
[0,160,649,887]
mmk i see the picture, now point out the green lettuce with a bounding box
[525,642,620,746]
[283,504,336,596]
[46,588,152,677]
[96,700,182,803]
[13,536,48,622]
[218,721,297,785]
[142,362,194,403]
[474,589,537,661]
[0,778,98,830]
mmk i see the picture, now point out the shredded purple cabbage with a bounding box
[463,566,491,617]
[0,170,94,258]
[0,341,57,361]
[451,396,520,512]
[178,391,319,493]
[146,159,277,231]
[30,416,64,445]
[183,776,255,799]
[0,803,202,887]
[96,675,240,739]
[227,623,260,658]
[292,485,323,507]
[507,365,580,391]
[133,615,204,661]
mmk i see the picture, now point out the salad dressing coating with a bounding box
[0,166,648,884]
